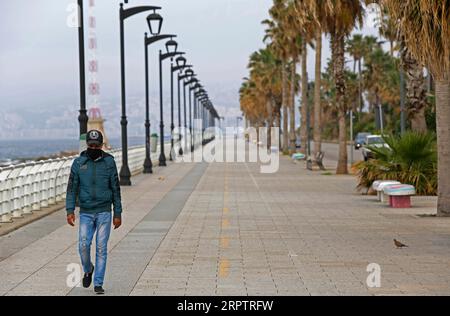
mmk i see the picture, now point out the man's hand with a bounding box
[113,217,122,230]
[67,214,76,227]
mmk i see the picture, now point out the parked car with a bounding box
[362,135,389,161]
[354,132,371,150]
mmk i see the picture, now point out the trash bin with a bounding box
[151,134,158,153]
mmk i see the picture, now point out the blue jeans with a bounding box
[79,212,112,287]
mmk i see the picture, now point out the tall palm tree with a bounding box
[319,0,365,174]
[293,0,326,159]
[284,2,303,154]
[241,47,283,147]
[263,0,292,153]
[292,0,315,156]
[383,0,450,216]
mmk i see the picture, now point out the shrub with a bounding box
[352,131,437,195]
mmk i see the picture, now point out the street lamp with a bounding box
[180,71,196,152]
[175,65,192,156]
[146,9,163,35]
[189,81,202,151]
[195,89,207,147]
[306,83,313,170]
[143,32,176,174]
[169,59,189,160]
[158,38,185,166]
[119,1,161,186]
[185,77,198,153]
[77,0,88,141]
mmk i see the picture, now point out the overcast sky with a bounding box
[0,0,381,113]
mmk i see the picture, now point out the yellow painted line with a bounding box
[223,207,229,214]
[220,236,230,248]
[219,259,230,278]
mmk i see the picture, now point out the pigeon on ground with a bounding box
[394,239,408,248]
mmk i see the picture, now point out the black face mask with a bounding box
[87,148,103,160]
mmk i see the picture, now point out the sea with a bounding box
[0,136,171,166]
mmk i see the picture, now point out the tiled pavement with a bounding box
[1,143,450,296]
[130,147,450,296]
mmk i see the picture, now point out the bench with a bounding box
[383,184,416,208]
[372,180,401,202]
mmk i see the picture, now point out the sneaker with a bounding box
[82,265,94,288]
[94,286,105,295]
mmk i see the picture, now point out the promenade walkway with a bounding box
[1,143,449,296]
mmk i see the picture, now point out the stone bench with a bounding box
[383,184,416,208]
[372,180,401,202]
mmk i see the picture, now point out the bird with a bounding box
[394,239,408,249]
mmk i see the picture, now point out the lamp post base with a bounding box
[143,158,153,174]
[170,141,174,161]
[119,166,132,186]
[159,153,167,167]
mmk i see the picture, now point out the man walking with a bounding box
[66,130,122,294]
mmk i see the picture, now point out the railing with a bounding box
[0,143,173,223]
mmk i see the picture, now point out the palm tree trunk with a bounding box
[436,75,450,216]
[266,99,275,150]
[300,43,308,155]
[401,43,428,132]
[333,31,348,175]
[282,61,289,153]
[289,60,297,154]
[276,108,282,149]
[313,30,322,157]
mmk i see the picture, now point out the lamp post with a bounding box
[119,1,161,185]
[199,94,209,144]
[77,0,88,141]
[176,66,193,155]
[169,57,188,160]
[188,79,199,152]
[158,38,184,166]
[194,88,206,149]
[181,71,196,152]
[306,83,312,171]
[199,96,209,143]
[143,30,176,173]
[184,76,197,152]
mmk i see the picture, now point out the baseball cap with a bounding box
[86,130,104,146]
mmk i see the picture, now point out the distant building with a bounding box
[88,107,111,149]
